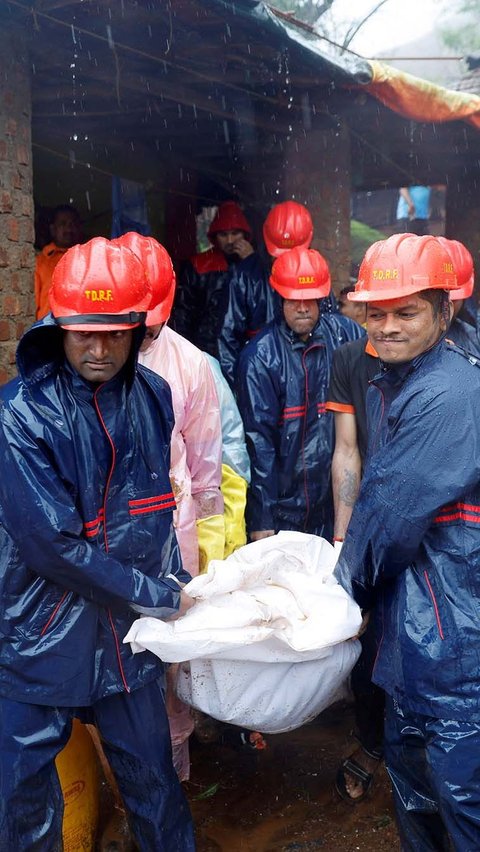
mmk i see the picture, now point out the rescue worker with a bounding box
[334,233,480,849]
[34,203,82,320]
[172,200,254,356]
[327,334,383,803]
[115,231,224,783]
[218,200,313,385]
[236,246,363,542]
[0,237,195,850]
[437,236,479,355]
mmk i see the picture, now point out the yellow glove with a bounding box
[196,513,225,574]
[221,463,247,558]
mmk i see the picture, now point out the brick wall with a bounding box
[0,27,34,383]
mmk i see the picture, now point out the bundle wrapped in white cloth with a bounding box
[124,532,362,733]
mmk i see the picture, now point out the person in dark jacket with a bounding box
[218,200,313,386]
[236,245,363,542]
[437,236,480,356]
[0,237,195,851]
[335,233,480,849]
[172,200,254,356]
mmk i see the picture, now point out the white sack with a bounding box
[124,532,362,731]
[125,532,362,663]
[176,642,360,734]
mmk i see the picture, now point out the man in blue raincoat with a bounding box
[236,245,362,542]
[335,233,480,849]
[0,238,196,850]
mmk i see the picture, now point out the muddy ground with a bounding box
[98,700,400,851]
[185,702,400,852]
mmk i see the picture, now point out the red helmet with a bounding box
[436,237,474,301]
[207,201,251,241]
[113,232,175,325]
[49,237,151,331]
[348,234,458,302]
[263,201,313,257]
[270,246,331,300]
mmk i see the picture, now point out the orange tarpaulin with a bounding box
[367,61,480,130]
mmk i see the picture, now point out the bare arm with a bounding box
[332,412,362,540]
[399,187,415,217]
[250,529,275,542]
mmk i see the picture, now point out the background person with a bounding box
[337,284,367,327]
[396,186,431,236]
[437,236,479,356]
[34,203,83,319]
[335,234,480,849]
[236,246,363,543]
[218,200,313,386]
[0,237,195,850]
[172,200,254,357]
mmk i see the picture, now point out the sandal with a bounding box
[239,730,267,752]
[335,752,380,805]
[221,726,268,753]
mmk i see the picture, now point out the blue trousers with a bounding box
[385,696,480,851]
[0,679,195,851]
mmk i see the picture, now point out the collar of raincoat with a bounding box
[15,312,146,390]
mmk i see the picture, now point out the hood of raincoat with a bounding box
[0,316,190,707]
[335,337,480,719]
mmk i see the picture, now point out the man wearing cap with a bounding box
[173,199,255,357]
[335,233,480,848]
[0,237,195,849]
[218,200,314,386]
[236,246,362,541]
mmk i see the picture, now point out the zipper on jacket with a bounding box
[424,570,445,640]
[93,385,131,693]
[40,591,68,637]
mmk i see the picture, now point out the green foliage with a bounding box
[191,782,220,801]
[440,0,480,54]
[350,219,386,266]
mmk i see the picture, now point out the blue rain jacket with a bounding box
[173,247,259,358]
[218,253,281,386]
[0,317,190,707]
[449,318,480,358]
[236,312,363,536]
[335,338,480,720]
[217,254,340,387]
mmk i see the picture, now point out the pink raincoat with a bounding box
[139,325,223,576]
